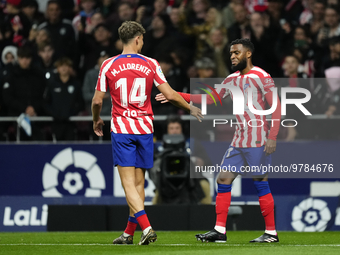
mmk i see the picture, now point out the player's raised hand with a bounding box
[93,118,104,137]
[264,139,276,156]
[155,93,168,103]
[190,102,203,122]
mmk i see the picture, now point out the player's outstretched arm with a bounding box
[155,92,196,103]
[92,90,106,136]
[156,87,228,105]
[157,82,203,122]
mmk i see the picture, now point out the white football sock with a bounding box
[143,226,152,235]
[265,230,277,235]
[123,232,131,237]
[214,226,226,234]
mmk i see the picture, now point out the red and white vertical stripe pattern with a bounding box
[222,67,275,148]
[96,54,167,135]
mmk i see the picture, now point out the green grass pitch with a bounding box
[0,231,339,255]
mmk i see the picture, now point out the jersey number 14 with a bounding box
[115,78,147,107]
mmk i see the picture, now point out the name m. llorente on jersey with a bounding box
[96,53,167,135]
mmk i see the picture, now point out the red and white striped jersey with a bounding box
[95,54,167,134]
[221,66,275,148]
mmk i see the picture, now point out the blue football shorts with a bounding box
[111,132,154,169]
[220,146,271,176]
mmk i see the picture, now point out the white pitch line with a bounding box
[0,244,340,247]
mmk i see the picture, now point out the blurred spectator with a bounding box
[107,2,135,40]
[26,27,51,61]
[104,2,137,54]
[195,57,215,79]
[294,25,312,50]
[327,37,340,67]
[43,57,83,141]
[201,27,230,77]
[35,41,55,79]
[86,11,105,34]
[185,0,210,26]
[79,23,115,73]
[2,45,46,140]
[308,0,325,39]
[282,55,308,78]
[291,47,312,76]
[221,0,243,29]
[38,0,76,62]
[82,50,111,140]
[151,51,190,137]
[158,54,184,92]
[169,6,180,28]
[0,46,17,120]
[98,0,117,18]
[227,4,250,43]
[178,7,222,59]
[168,7,195,53]
[4,0,32,46]
[136,0,168,28]
[83,50,110,115]
[316,36,340,75]
[0,20,13,54]
[151,54,182,119]
[72,0,96,36]
[142,14,177,58]
[281,54,330,141]
[266,0,285,25]
[3,45,45,116]
[1,45,17,66]
[28,27,51,46]
[299,0,314,25]
[277,23,314,76]
[249,11,281,77]
[166,47,193,95]
[20,0,44,26]
[317,5,340,47]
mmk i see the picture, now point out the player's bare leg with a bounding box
[118,166,144,213]
[135,168,146,207]
[250,174,279,243]
[113,168,149,244]
[134,168,157,244]
[196,171,238,243]
[116,166,156,245]
[112,166,140,244]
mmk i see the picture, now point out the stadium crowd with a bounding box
[0,0,339,141]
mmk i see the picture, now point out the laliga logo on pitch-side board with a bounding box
[42,148,106,197]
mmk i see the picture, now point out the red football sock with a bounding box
[124,217,138,236]
[215,192,231,228]
[134,210,151,231]
[259,193,276,231]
